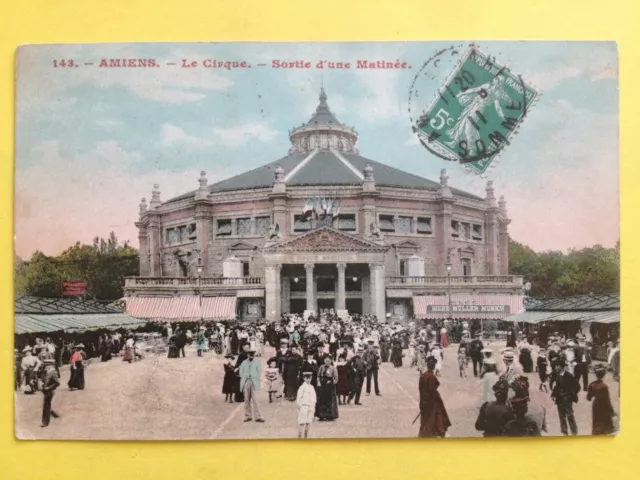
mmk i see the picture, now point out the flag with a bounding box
[320,197,329,219]
[302,197,315,219]
[329,197,341,218]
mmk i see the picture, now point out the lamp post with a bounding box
[521,281,532,337]
[445,262,453,323]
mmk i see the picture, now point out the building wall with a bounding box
[138,185,508,279]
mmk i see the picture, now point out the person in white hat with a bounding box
[21,345,41,394]
[480,358,499,404]
[501,349,521,397]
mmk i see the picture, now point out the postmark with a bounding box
[411,46,540,175]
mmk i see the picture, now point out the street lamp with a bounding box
[445,262,453,323]
[293,277,299,283]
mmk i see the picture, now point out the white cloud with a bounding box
[96,119,121,129]
[15,140,237,258]
[211,122,278,148]
[161,123,208,147]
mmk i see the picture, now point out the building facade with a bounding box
[125,89,523,323]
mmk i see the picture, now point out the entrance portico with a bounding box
[262,226,388,322]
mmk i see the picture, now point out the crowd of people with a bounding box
[16,313,620,437]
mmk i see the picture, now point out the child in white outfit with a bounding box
[296,371,317,439]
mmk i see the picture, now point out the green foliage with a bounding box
[509,238,619,297]
[14,232,139,300]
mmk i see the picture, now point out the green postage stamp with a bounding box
[416,47,540,174]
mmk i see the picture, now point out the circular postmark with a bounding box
[408,43,538,175]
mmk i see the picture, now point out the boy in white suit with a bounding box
[296,370,317,438]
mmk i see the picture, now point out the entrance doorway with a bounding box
[317,298,335,313]
[290,298,306,314]
[346,298,362,315]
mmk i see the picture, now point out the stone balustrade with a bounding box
[124,277,263,287]
[385,275,524,286]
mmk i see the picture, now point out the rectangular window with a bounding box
[237,218,251,235]
[462,258,472,276]
[395,216,412,234]
[294,215,312,232]
[417,217,433,234]
[462,222,471,240]
[399,258,408,276]
[451,220,460,238]
[337,214,356,231]
[242,261,250,277]
[165,228,177,245]
[472,224,482,240]
[255,216,271,235]
[217,219,232,236]
[379,215,395,232]
[188,223,197,240]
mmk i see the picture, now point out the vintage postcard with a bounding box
[14,42,619,441]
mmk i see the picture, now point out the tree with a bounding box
[14,232,139,300]
[509,238,620,297]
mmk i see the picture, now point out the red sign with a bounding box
[62,281,86,296]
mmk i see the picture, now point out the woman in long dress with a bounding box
[285,346,303,401]
[440,327,449,348]
[390,339,403,368]
[167,334,180,358]
[100,334,112,362]
[418,356,451,437]
[587,365,616,435]
[316,356,339,421]
[67,344,85,390]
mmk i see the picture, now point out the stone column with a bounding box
[374,264,386,321]
[304,263,315,314]
[282,277,291,314]
[361,276,371,315]
[265,264,282,322]
[336,263,347,311]
[148,222,161,276]
[369,263,386,321]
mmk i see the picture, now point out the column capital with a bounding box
[368,262,385,270]
[266,263,282,272]
[304,263,314,272]
[336,262,347,271]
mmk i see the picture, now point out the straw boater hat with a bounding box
[75,343,85,349]
[483,357,497,365]
[502,350,515,361]
[481,347,493,354]
[22,346,32,353]
[302,370,313,377]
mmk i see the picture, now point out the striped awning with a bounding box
[124,296,236,321]
[508,309,619,325]
[202,297,237,320]
[413,294,524,320]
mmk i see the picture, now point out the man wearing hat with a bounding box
[503,376,541,437]
[21,346,41,394]
[468,333,484,377]
[296,370,317,438]
[41,358,61,427]
[239,349,264,423]
[475,378,513,437]
[416,344,429,375]
[346,347,366,405]
[501,348,521,397]
[551,356,580,435]
[363,339,382,396]
[574,335,592,392]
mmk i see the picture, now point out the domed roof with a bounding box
[305,87,341,126]
[164,88,482,204]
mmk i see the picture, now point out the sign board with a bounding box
[62,281,86,296]
[427,304,510,314]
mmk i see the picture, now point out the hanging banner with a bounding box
[427,304,510,314]
[62,281,86,296]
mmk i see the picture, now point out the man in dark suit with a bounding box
[574,335,592,391]
[363,340,381,396]
[468,333,484,377]
[551,357,581,436]
[347,348,367,405]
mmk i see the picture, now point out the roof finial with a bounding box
[149,184,162,208]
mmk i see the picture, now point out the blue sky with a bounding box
[14,41,619,258]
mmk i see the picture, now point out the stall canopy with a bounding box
[506,294,619,324]
[14,295,146,334]
[124,296,237,321]
[413,294,524,320]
